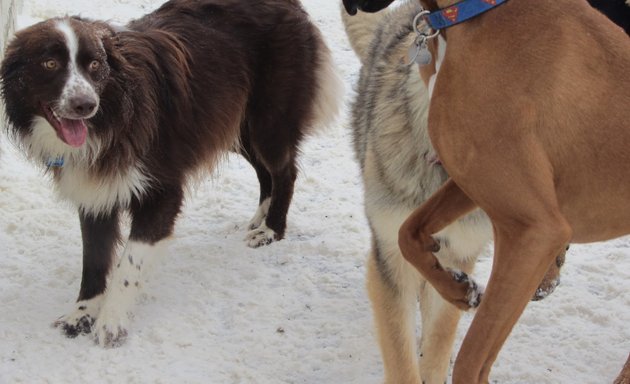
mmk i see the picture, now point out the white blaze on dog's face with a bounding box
[1,17,110,150]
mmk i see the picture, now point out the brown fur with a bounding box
[395,0,630,382]
[1,0,341,347]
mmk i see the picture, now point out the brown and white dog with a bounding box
[344,0,630,383]
[1,0,342,347]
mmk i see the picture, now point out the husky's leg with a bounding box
[367,245,422,384]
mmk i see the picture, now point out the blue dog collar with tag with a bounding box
[425,0,508,30]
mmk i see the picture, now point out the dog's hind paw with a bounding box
[448,269,484,309]
[53,295,103,337]
[532,276,560,301]
[245,223,279,248]
[532,247,566,301]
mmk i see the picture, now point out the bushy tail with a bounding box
[340,2,386,63]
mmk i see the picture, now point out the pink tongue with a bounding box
[59,118,88,147]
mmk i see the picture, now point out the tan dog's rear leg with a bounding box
[367,252,422,384]
[615,353,630,384]
[533,245,567,301]
[398,179,480,310]
[453,219,571,383]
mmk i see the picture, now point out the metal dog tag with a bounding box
[407,38,432,67]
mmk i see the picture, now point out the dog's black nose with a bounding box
[71,97,97,116]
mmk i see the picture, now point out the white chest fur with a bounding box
[55,162,152,215]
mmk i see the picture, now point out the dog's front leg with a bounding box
[93,184,183,348]
[398,179,482,310]
[54,209,120,337]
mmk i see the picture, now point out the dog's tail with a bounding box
[340,2,386,63]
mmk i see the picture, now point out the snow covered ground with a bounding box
[1,0,629,383]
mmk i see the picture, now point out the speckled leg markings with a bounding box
[53,294,103,337]
[92,239,168,347]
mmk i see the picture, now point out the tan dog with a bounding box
[392,1,630,383]
[343,0,630,381]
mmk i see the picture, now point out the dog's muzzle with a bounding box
[342,0,397,15]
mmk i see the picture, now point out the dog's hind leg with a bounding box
[242,116,300,248]
[532,245,567,301]
[92,183,183,347]
[242,155,297,248]
[53,209,121,337]
[244,156,297,248]
[447,148,572,383]
[398,179,481,310]
[367,246,423,384]
[614,353,630,384]
[239,127,273,231]
[453,217,571,384]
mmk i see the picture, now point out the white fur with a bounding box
[245,222,277,248]
[247,197,271,230]
[93,239,170,347]
[368,204,428,291]
[56,161,152,216]
[54,294,103,331]
[428,35,447,99]
[55,21,99,118]
[310,40,344,132]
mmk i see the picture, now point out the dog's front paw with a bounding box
[54,313,95,337]
[92,307,130,348]
[245,223,279,248]
[448,269,484,309]
[53,296,103,337]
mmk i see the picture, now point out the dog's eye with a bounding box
[89,60,100,71]
[42,59,58,70]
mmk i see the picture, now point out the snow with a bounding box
[1,1,629,383]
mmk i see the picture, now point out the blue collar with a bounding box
[46,156,65,168]
[425,0,508,30]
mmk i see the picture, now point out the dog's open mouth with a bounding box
[42,103,88,148]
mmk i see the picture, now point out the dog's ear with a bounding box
[98,25,128,73]
[0,42,25,85]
